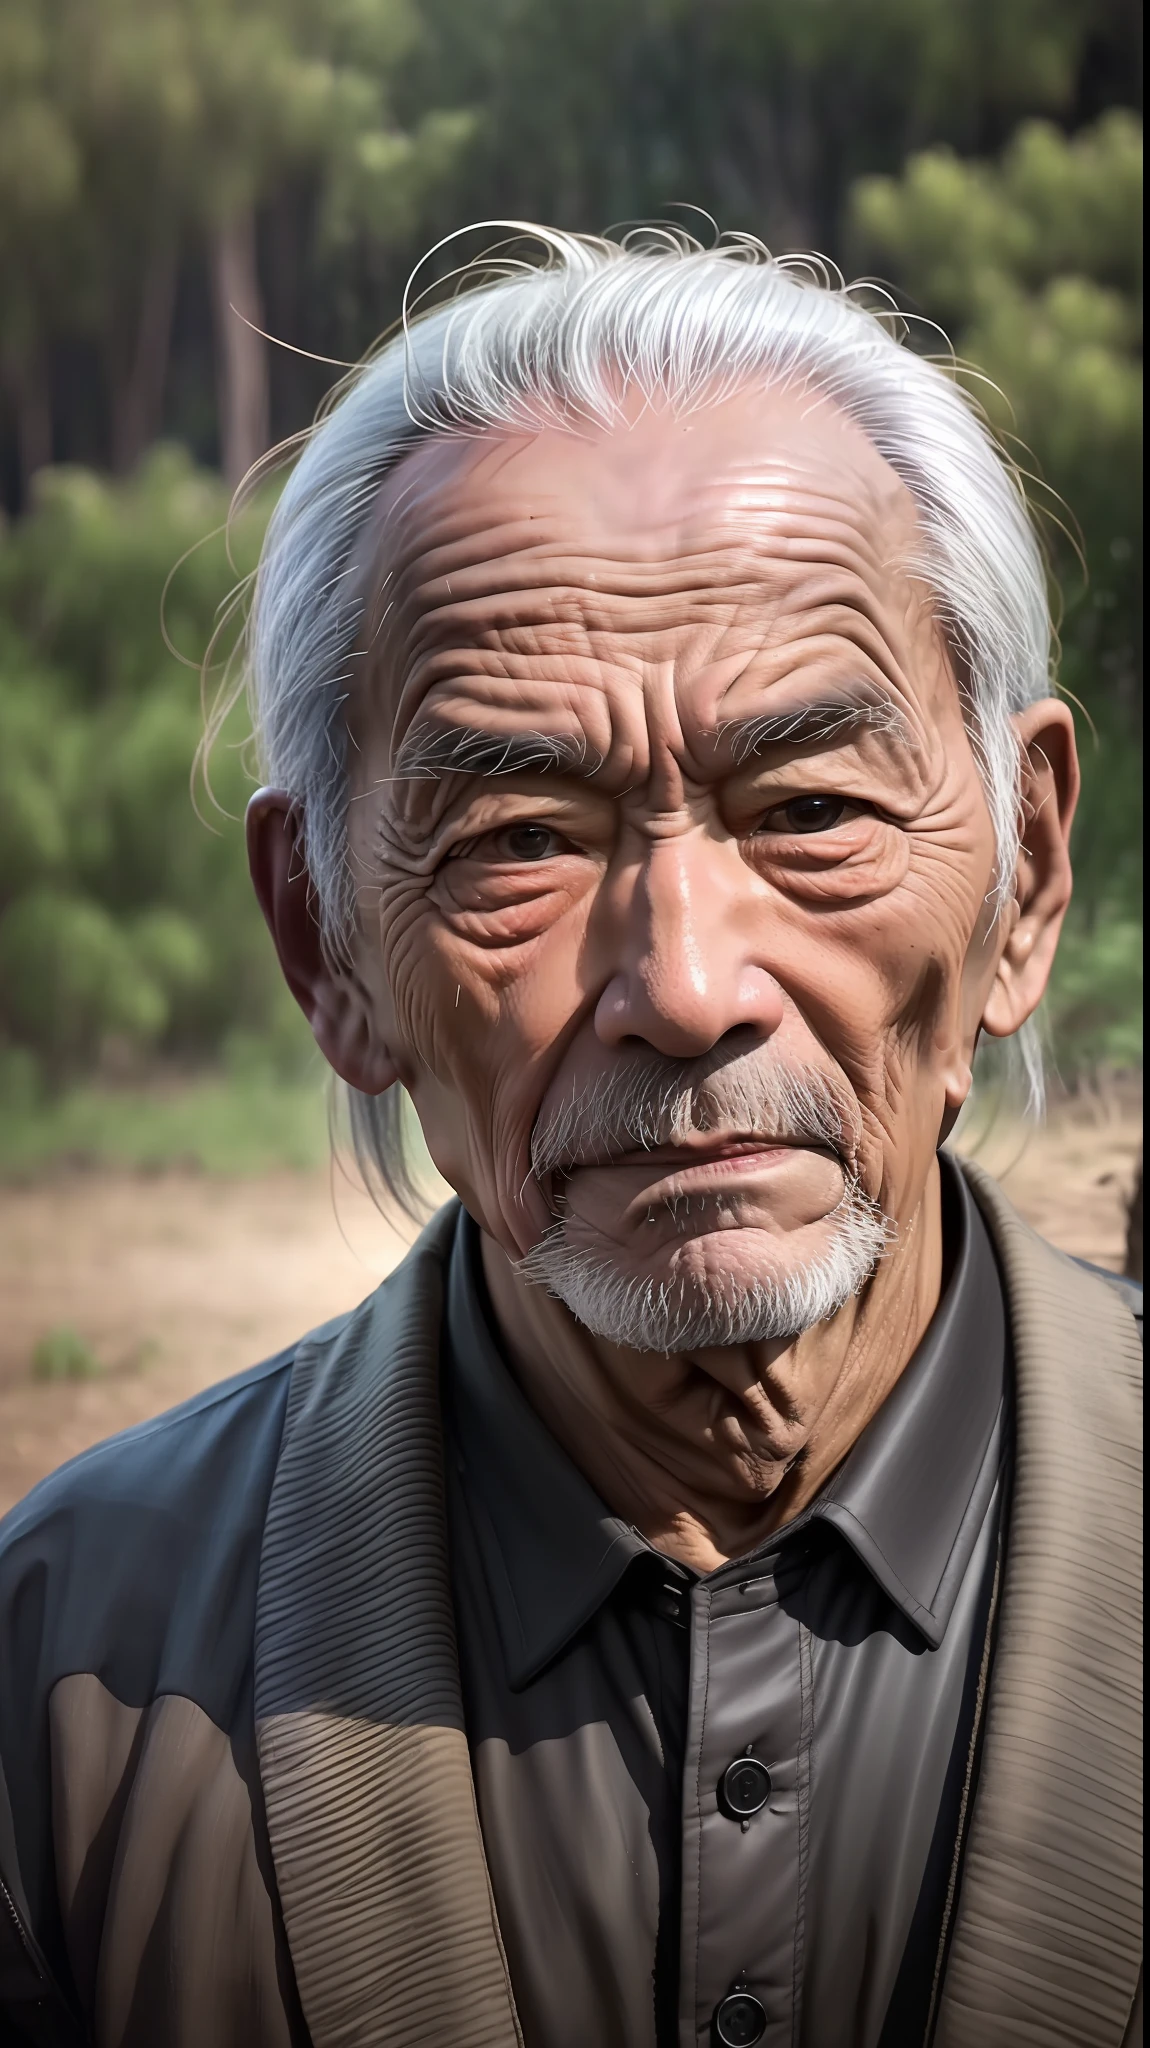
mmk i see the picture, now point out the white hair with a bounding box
[515,1177,895,1352]
[235,223,1053,1162]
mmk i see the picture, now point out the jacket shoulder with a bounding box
[0,1346,299,1726]
[1072,1257,1142,1334]
[955,1155,1142,1347]
[938,1155,1142,2043]
[0,1343,298,1550]
[0,1344,321,2042]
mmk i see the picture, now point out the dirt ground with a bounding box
[0,1086,1141,1517]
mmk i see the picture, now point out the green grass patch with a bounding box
[32,1326,102,1381]
[0,1065,333,1178]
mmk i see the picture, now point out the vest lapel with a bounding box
[254,1202,522,2048]
[935,1162,1142,2047]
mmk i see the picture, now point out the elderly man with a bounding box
[0,229,1141,2048]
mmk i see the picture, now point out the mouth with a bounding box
[609,1134,835,1166]
[552,1136,843,1206]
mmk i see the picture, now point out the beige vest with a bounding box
[252,1162,1142,2048]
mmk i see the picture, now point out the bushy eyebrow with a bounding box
[721,694,912,762]
[392,693,911,783]
[393,724,602,780]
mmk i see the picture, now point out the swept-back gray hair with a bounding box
[231,223,1054,1191]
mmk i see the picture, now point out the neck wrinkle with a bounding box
[481,1157,944,1571]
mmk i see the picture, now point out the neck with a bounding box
[481,1159,944,1572]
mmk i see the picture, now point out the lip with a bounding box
[557,1138,840,1195]
[609,1137,826,1167]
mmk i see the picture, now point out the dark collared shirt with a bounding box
[442,1155,1010,2048]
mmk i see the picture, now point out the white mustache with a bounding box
[530,1050,854,1182]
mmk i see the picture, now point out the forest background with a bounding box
[0,0,1142,1175]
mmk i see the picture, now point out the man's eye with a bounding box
[760,794,851,835]
[500,823,562,861]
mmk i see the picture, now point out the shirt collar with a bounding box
[442,1216,651,1688]
[442,1152,1007,1683]
[796,1154,1008,1646]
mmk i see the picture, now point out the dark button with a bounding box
[713,1988,767,2046]
[719,1754,772,1819]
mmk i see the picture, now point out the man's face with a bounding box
[344,385,1003,1315]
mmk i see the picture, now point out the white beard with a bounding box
[515,1174,894,1352]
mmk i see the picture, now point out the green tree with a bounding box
[0,0,474,491]
[851,111,1143,1064]
[0,450,291,1082]
[404,0,1137,257]
[163,0,446,484]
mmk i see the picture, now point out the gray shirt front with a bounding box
[442,1156,1008,2048]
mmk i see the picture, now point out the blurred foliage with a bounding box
[0,0,1141,1121]
[0,0,473,481]
[852,111,1142,1062]
[0,1061,330,1175]
[1045,918,1143,1074]
[851,115,1141,734]
[31,1325,101,1381]
[405,0,1132,255]
[0,448,311,1081]
[1,0,1139,479]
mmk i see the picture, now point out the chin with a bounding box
[515,1191,896,1354]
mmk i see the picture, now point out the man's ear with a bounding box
[246,788,399,1095]
[981,699,1079,1040]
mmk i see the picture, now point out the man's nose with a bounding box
[592,834,785,1057]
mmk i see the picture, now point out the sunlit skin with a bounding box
[249,384,1077,1570]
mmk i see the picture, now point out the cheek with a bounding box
[399,869,597,1033]
[369,866,599,1238]
[854,891,990,1180]
[770,864,971,1048]
[766,860,987,1166]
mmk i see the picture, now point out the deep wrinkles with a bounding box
[356,475,928,772]
[337,401,996,1288]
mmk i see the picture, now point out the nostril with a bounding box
[593,967,785,1057]
[592,976,635,1045]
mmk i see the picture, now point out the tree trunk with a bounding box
[109,237,179,474]
[210,205,270,488]
[4,351,53,506]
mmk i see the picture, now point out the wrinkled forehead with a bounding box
[347,381,945,755]
[355,382,922,583]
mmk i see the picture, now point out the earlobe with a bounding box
[309,982,400,1097]
[940,1057,974,1126]
[980,700,1078,1040]
[245,787,399,1096]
